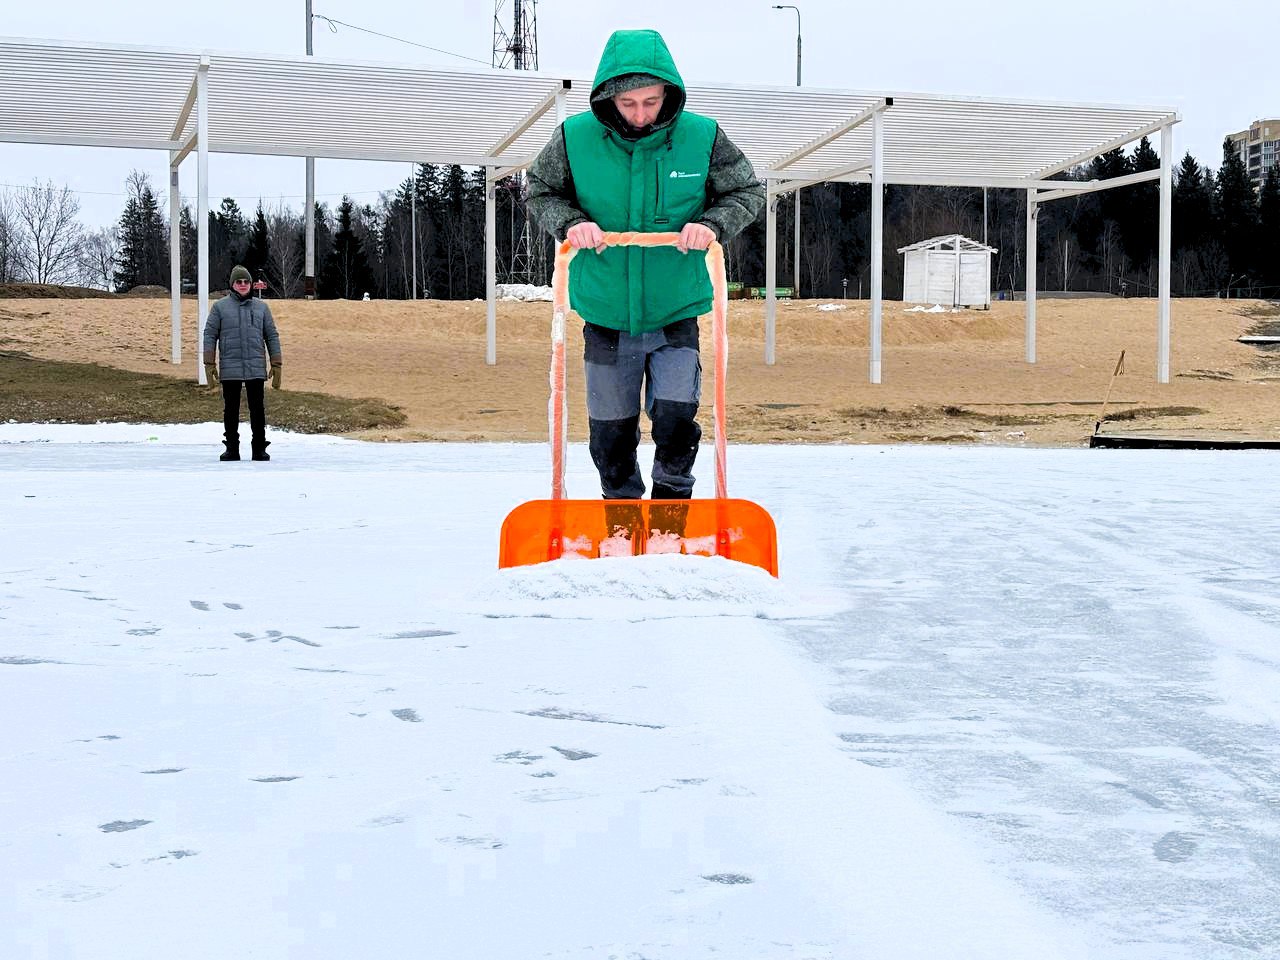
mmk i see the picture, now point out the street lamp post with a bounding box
[772,5,801,298]
[772,4,802,84]
[304,0,316,299]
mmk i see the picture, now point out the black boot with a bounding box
[251,439,271,462]
[650,484,690,537]
[220,435,240,461]
[649,501,688,537]
[601,501,645,556]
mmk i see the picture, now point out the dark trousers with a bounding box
[221,379,266,448]
[583,318,701,500]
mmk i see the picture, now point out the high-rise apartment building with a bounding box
[1227,119,1280,190]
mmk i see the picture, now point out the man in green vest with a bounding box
[527,29,764,515]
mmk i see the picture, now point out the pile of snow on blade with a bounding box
[469,554,791,619]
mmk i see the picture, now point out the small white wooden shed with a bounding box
[898,235,997,309]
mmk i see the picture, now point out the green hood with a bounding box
[589,29,686,140]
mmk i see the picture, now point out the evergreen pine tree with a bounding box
[179,205,197,292]
[144,186,170,287]
[1215,139,1261,289]
[1170,153,1214,294]
[113,192,141,291]
[1257,164,1280,291]
[320,196,374,299]
[1122,137,1160,274]
[211,198,248,286]
[1173,153,1212,252]
[245,202,270,288]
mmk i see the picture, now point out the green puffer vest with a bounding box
[564,30,719,335]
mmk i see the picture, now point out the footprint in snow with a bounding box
[364,815,407,828]
[550,747,598,761]
[99,820,151,833]
[189,601,210,611]
[238,630,321,647]
[144,850,198,862]
[495,751,542,765]
[438,835,505,849]
[702,873,753,885]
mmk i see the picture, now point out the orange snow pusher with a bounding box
[499,232,778,576]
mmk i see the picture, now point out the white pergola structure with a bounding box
[0,37,1180,383]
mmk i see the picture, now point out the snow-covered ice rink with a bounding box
[3,424,1278,959]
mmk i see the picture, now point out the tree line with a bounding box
[2,138,1276,300]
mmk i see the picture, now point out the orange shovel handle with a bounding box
[550,233,729,501]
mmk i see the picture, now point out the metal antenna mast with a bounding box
[493,0,539,283]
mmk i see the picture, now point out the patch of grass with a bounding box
[884,432,980,444]
[0,351,406,433]
[939,405,1041,426]
[834,406,892,419]
[1103,405,1206,422]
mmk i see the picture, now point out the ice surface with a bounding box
[2,424,1277,959]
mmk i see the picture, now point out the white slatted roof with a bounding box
[0,35,1180,188]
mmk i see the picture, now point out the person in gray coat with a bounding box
[202,265,282,461]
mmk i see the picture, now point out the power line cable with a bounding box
[310,14,492,67]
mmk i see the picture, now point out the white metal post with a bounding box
[794,187,801,297]
[485,168,497,365]
[1025,190,1037,364]
[305,160,315,297]
[410,163,417,300]
[1157,123,1173,383]
[869,107,884,384]
[304,0,315,299]
[196,58,210,385]
[169,158,181,364]
[953,238,961,307]
[765,191,777,365]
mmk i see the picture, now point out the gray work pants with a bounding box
[583,317,701,500]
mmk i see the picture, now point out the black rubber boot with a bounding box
[602,501,645,556]
[649,500,688,537]
[219,441,240,462]
[251,439,271,462]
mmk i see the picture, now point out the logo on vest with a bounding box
[669,170,703,179]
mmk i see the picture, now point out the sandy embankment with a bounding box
[2,295,1276,445]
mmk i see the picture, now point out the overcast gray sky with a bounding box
[2,0,1274,228]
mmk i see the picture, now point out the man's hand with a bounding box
[270,362,282,391]
[566,221,607,254]
[204,362,218,386]
[676,222,716,254]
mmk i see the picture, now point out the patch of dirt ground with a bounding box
[2,295,1277,446]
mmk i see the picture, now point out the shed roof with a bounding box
[0,36,1180,188]
[897,235,999,254]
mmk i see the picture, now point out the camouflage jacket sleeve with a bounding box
[695,127,765,243]
[526,124,589,241]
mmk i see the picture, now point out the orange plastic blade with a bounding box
[499,499,779,577]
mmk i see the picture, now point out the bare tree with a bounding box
[1100,221,1125,294]
[14,179,85,284]
[80,226,120,290]
[266,201,304,298]
[0,188,24,282]
[804,184,837,295]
